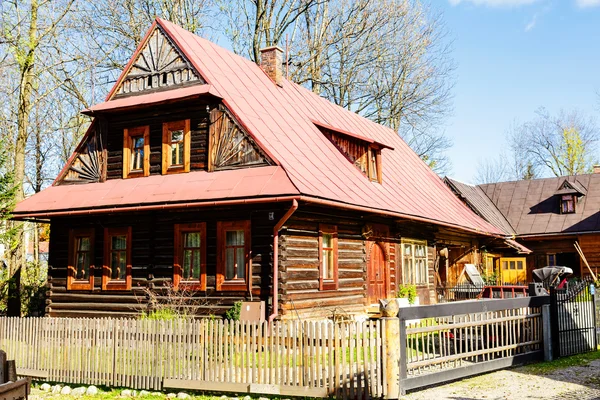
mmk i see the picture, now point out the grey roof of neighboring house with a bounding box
[478,174,600,236]
[444,178,516,235]
[446,173,600,236]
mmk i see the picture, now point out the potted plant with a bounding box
[396,284,418,308]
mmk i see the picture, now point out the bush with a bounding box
[136,283,212,320]
[224,301,242,320]
[396,284,417,305]
[140,308,179,321]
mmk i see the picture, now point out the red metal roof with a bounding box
[14,167,298,217]
[154,19,501,235]
[82,84,220,114]
[15,19,502,236]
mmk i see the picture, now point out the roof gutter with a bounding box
[517,231,600,239]
[269,199,298,323]
[11,196,302,220]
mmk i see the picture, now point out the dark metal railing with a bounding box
[436,282,530,303]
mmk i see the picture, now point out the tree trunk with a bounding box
[7,0,38,317]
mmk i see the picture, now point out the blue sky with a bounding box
[438,0,600,183]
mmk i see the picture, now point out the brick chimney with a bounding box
[594,165,600,174]
[260,46,284,86]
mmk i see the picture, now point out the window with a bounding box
[319,224,338,290]
[401,240,428,286]
[67,228,95,290]
[547,253,557,267]
[217,220,251,291]
[102,227,132,290]
[560,195,575,214]
[162,119,190,174]
[368,147,381,183]
[123,126,150,178]
[174,223,206,290]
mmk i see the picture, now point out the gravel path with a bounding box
[402,359,600,400]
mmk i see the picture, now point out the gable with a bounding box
[208,107,270,170]
[114,25,203,97]
[55,123,104,185]
[555,179,587,196]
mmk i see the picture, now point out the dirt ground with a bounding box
[403,358,600,400]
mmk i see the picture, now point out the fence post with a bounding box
[381,300,401,399]
[542,304,553,361]
[0,349,6,384]
[592,285,598,349]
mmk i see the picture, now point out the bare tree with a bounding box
[509,108,599,177]
[219,0,320,62]
[473,155,510,185]
[287,0,455,173]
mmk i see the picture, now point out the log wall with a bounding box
[105,103,211,180]
[47,204,284,318]
[47,202,477,319]
[276,208,441,319]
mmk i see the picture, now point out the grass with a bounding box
[522,346,600,375]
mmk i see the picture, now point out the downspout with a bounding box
[269,199,298,322]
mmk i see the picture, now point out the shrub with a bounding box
[224,301,242,320]
[136,282,213,320]
[396,284,417,305]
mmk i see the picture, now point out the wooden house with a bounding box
[12,19,502,319]
[446,172,600,285]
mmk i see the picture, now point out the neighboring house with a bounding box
[26,241,49,264]
[446,171,600,285]
[12,19,501,319]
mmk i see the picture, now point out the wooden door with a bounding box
[500,257,526,284]
[368,243,387,304]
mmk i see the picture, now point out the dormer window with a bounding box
[123,126,150,178]
[162,119,190,174]
[368,147,381,182]
[312,120,391,184]
[560,195,576,214]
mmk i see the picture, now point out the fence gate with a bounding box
[550,282,598,357]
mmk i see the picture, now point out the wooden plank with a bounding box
[16,368,48,379]
[163,379,328,398]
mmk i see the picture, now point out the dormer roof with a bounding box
[555,179,587,197]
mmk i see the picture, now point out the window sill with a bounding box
[68,280,93,291]
[164,166,187,175]
[125,171,146,179]
[218,281,248,292]
[103,281,131,291]
[320,280,338,291]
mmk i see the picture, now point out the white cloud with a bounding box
[449,0,541,6]
[525,13,538,31]
[576,0,600,7]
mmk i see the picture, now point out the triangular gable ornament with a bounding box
[114,24,203,97]
[556,179,587,197]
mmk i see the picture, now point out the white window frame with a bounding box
[401,239,428,286]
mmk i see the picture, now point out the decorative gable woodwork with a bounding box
[323,130,369,174]
[57,124,104,185]
[208,107,270,171]
[115,26,203,96]
[555,179,587,197]
[319,127,383,183]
